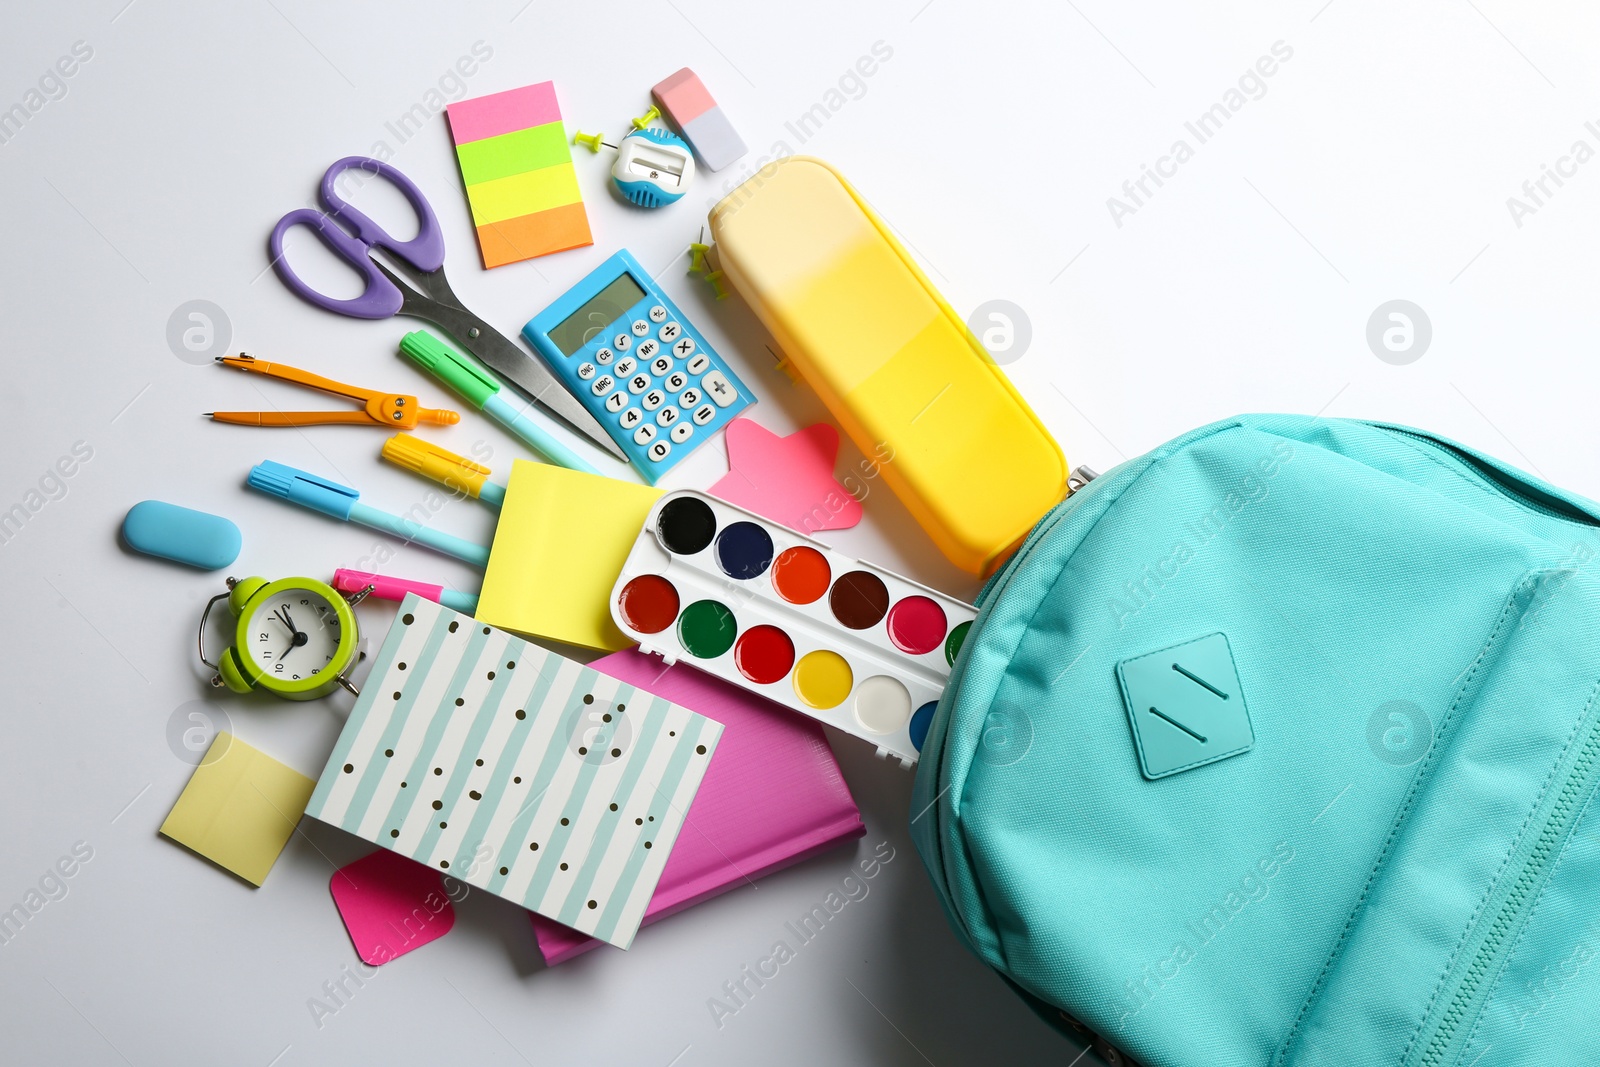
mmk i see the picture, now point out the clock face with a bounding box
[246,588,344,684]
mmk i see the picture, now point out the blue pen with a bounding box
[247,460,491,567]
[398,329,601,476]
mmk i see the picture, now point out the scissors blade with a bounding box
[386,277,627,463]
[463,328,628,463]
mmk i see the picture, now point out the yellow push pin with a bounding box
[572,129,609,153]
[688,242,710,274]
[630,104,661,131]
[706,269,730,300]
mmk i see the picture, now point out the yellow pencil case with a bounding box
[708,157,1067,576]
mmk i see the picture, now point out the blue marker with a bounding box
[247,460,490,567]
[398,329,601,476]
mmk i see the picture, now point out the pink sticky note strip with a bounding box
[709,420,863,532]
[330,849,456,966]
[445,81,561,145]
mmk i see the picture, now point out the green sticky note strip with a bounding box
[159,732,316,887]
[455,122,572,186]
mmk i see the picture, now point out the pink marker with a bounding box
[333,569,479,615]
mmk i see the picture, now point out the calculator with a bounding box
[522,249,754,482]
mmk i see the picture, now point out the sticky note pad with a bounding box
[159,732,316,887]
[652,68,746,172]
[306,596,723,949]
[330,849,456,965]
[477,461,662,651]
[446,82,592,268]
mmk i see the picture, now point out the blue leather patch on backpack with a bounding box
[1116,632,1254,779]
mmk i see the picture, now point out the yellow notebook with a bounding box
[477,461,663,651]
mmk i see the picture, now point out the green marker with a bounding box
[399,329,601,476]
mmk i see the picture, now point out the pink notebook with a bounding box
[529,649,864,964]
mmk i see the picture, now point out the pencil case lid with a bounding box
[708,157,1066,576]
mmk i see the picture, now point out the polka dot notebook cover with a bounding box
[305,594,722,949]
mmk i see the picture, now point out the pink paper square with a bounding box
[330,849,456,965]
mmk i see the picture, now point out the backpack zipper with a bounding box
[1373,424,1600,528]
[1415,705,1600,1066]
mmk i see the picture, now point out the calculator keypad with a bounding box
[539,285,749,476]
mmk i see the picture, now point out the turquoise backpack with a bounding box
[912,414,1600,1066]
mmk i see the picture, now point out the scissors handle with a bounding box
[319,157,445,271]
[269,209,403,319]
[267,157,445,320]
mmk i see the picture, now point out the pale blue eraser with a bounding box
[121,500,241,570]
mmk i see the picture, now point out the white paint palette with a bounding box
[609,490,976,766]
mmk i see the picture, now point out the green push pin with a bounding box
[630,104,661,131]
[572,129,608,153]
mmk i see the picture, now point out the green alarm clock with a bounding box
[198,576,368,699]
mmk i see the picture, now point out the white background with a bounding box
[3,1,1596,1064]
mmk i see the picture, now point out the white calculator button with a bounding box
[658,322,681,343]
[678,387,702,408]
[605,391,628,413]
[665,372,688,393]
[619,407,643,430]
[648,304,668,323]
[702,370,737,407]
[672,337,696,359]
[642,389,666,411]
[686,353,710,376]
[577,362,597,381]
[614,358,636,378]
[590,374,615,396]
[594,347,614,365]
[656,406,680,427]
[670,422,694,444]
[692,403,716,425]
[613,333,632,351]
[646,439,672,463]
[628,374,651,394]
[636,339,659,360]
[651,356,673,377]
[633,423,658,445]
[631,319,650,337]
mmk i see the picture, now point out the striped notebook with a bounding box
[445,81,592,268]
[305,595,721,949]
[530,650,866,964]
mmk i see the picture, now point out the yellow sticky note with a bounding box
[160,733,316,887]
[477,462,662,651]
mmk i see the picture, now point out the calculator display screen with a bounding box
[548,273,648,356]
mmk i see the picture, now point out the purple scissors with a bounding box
[269,156,625,460]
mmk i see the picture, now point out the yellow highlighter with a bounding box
[708,157,1068,576]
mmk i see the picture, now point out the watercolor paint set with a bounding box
[609,490,976,765]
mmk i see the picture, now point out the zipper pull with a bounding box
[1068,465,1099,493]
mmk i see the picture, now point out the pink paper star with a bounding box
[710,419,863,532]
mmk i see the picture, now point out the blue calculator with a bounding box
[522,250,754,482]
